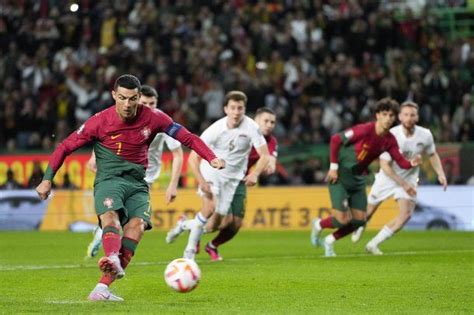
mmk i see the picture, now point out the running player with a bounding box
[204,107,278,261]
[310,97,422,257]
[85,85,183,258]
[351,101,447,254]
[36,75,224,301]
[165,91,270,260]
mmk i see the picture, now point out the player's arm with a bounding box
[157,113,224,169]
[379,154,416,197]
[328,124,370,183]
[165,146,184,204]
[246,144,270,186]
[188,150,211,195]
[429,152,447,191]
[36,119,98,200]
[386,137,421,170]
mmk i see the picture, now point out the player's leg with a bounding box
[93,180,127,280]
[366,197,415,255]
[311,182,351,248]
[322,186,367,256]
[206,182,246,260]
[182,193,216,259]
[203,180,242,260]
[89,210,125,301]
[353,177,394,243]
[86,225,103,259]
[205,211,224,233]
[351,203,380,243]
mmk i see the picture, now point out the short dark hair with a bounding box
[224,91,247,107]
[400,101,419,111]
[141,85,158,98]
[374,97,399,115]
[255,107,276,117]
[114,74,141,92]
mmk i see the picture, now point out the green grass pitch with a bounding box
[0,230,472,314]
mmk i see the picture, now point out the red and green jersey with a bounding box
[247,134,278,174]
[330,122,411,175]
[44,105,217,183]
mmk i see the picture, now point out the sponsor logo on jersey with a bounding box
[111,134,122,139]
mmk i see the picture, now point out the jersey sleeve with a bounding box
[424,131,436,155]
[44,114,100,180]
[330,123,371,163]
[199,122,219,147]
[379,151,392,161]
[386,135,412,169]
[164,134,182,151]
[250,123,267,149]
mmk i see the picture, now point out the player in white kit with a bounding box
[352,101,447,255]
[165,91,270,260]
[85,85,183,258]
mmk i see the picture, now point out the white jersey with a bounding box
[378,125,436,182]
[200,116,267,180]
[145,133,181,184]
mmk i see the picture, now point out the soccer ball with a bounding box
[164,258,201,293]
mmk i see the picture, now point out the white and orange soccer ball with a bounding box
[164,258,201,293]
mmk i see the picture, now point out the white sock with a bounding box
[96,283,108,289]
[315,219,322,230]
[181,219,196,231]
[369,225,394,247]
[184,213,207,254]
[325,234,336,245]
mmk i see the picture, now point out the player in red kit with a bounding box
[36,75,224,301]
[310,98,421,256]
[204,107,278,261]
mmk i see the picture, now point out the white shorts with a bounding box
[368,174,417,205]
[198,162,241,216]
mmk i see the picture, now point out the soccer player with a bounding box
[85,85,184,258]
[165,91,270,260]
[351,101,447,255]
[310,98,422,257]
[203,107,278,261]
[35,75,224,302]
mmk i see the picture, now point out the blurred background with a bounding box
[0,0,473,231]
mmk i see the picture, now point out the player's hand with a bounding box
[410,154,422,167]
[438,175,448,191]
[36,180,52,200]
[210,158,225,169]
[402,182,417,197]
[325,169,338,184]
[165,185,178,204]
[244,173,259,186]
[86,156,97,173]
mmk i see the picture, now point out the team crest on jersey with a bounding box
[142,127,151,140]
[103,197,114,209]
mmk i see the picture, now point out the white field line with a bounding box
[0,248,473,272]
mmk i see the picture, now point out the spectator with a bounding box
[0,169,23,190]
[27,161,44,189]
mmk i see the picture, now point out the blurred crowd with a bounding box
[0,0,473,152]
[0,0,473,151]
